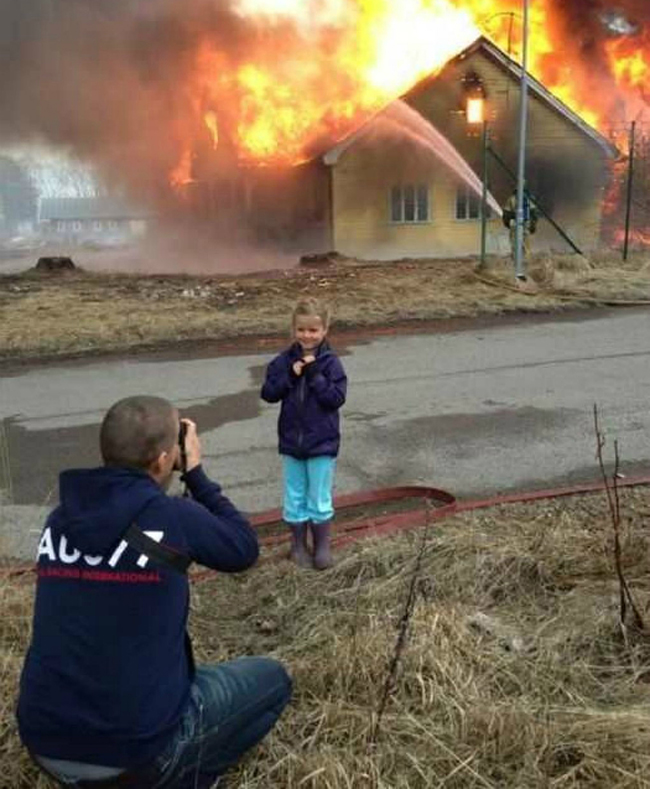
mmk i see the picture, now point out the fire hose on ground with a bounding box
[4,475,650,584]
[233,474,650,576]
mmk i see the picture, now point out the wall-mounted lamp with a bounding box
[462,71,487,125]
[466,97,485,124]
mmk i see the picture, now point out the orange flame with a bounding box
[606,37,649,90]
[169,0,649,181]
[170,148,194,188]
[204,111,220,150]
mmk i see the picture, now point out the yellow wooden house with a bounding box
[316,38,616,259]
[320,35,617,260]
[193,36,616,260]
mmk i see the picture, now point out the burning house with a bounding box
[187,36,618,261]
[324,37,618,260]
[1,1,648,267]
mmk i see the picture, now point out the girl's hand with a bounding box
[292,360,305,376]
[302,354,316,365]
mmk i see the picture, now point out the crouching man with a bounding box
[16,395,291,788]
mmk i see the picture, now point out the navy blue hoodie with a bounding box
[261,341,347,458]
[17,464,258,769]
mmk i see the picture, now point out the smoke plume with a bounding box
[0,0,277,200]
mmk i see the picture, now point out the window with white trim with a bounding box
[456,185,491,220]
[390,184,429,223]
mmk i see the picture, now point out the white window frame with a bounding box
[455,185,491,221]
[390,184,430,224]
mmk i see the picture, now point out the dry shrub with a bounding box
[589,249,650,270]
[479,251,650,304]
[4,488,650,787]
[528,254,594,290]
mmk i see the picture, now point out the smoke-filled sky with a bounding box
[0,0,367,198]
[0,0,647,201]
[0,0,253,197]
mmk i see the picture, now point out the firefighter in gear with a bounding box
[502,189,538,261]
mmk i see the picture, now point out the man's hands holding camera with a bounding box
[175,418,201,474]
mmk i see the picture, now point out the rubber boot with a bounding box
[311,520,334,570]
[288,522,312,568]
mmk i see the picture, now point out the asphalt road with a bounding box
[2,307,650,558]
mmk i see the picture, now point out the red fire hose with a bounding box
[4,475,650,583]
[254,474,650,548]
[189,473,650,582]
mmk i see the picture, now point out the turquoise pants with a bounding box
[282,455,336,524]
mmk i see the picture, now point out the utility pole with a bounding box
[514,0,529,281]
[480,120,489,268]
[622,120,636,262]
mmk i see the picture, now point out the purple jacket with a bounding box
[261,341,347,458]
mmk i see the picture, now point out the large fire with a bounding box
[171,0,649,177]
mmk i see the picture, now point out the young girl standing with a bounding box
[261,297,347,569]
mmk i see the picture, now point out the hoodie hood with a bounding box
[56,467,163,555]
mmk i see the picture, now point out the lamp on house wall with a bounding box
[462,72,486,126]
[462,72,489,266]
[466,96,485,125]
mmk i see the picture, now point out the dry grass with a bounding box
[4,486,650,787]
[1,251,649,362]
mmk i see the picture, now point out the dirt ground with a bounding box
[1,249,649,363]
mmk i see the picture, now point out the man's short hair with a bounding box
[100,396,177,470]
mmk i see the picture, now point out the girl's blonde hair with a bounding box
[292,297,330,329]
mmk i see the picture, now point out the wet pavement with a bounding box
[2,307,650,558]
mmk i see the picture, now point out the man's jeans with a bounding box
[153,657,292,789]
[38,657,292,789]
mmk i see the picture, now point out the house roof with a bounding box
[323,35,618,165]
[39,196,154,221]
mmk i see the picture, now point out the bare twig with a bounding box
[613,439,621,527]
[370,504,432,744]
[593,404,644,634]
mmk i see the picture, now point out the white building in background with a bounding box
[39,196,154,246]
